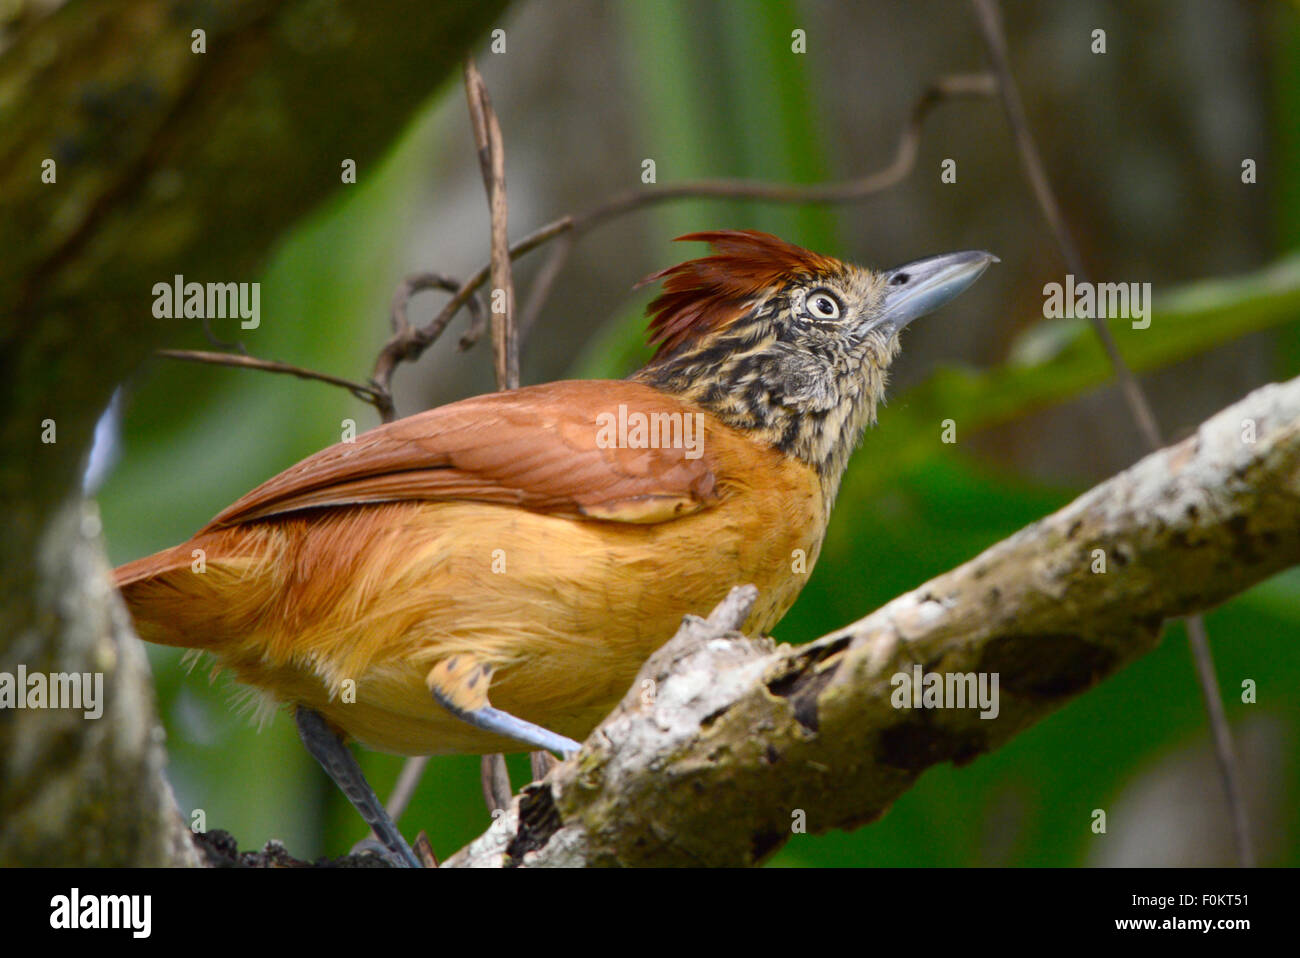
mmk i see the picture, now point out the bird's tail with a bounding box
[114,531,270,651]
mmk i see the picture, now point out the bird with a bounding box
[114,230,995,866]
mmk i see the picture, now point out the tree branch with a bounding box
[0,500,200,866]
[155,350,386,408]
[445,375,1300,867]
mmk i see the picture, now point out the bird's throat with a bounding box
[632,334,894,510]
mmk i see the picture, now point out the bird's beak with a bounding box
[876,250,999,334]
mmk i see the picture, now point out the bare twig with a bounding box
[389,272,487,346]
[969,0,1252,866]
[968,1,1159,449]
[465,57,519,390]
[158,278,490,425]
[369,217,573,401]
[155,349,386,408]
[514,73,996,330]
[481,754,513,813]
[413,831,439,868]
[576,75,995,232]
[374,72,993,394]
[470,59,574,806]
[459,307,491,350]
[377,273,488,421]
[518,233,575,346]
[529,750,558,782]
[469,55,523,810]
[1184,615,1253,861]
[380,755,427,826]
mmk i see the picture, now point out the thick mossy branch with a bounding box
[0,0,509,866]
[448,375,1300,867]
[0,501,200,867]
[1,0,509,594]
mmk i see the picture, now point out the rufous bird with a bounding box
[114,231,995,866]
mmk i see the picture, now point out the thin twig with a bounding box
[1184,616,1254,864]
[373,73,993,391]
[159,280,489,425]
[969,0,1252,867]
[480,754,512,813]
[377,272,487,421]
[529,750,558,782]
[458,307,490,350]
[413,831,439,868]
[388,60,530,821]
[390,272,486,343]
[968,2,1159,448]
[381,755,428,824]
[369,217,572,399]
[155,349,386,408]
[179,73,992,418]
[518,233,575,346]
[576,75,995,232]
[512,73,996,331]
[465,57,518,390]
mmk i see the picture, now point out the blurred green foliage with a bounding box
[99,0,1298,866]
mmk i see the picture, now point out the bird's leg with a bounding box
[428,656,581,757]
[294,707,421,868]
[438,701,581,756]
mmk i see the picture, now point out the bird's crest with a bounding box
[637,230,842,359]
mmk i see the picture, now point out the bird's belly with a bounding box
[211,466,825,755]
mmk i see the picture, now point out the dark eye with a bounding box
[889,272,910,286]
[807,289,841,319]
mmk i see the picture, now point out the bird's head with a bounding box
[632,230,996,500]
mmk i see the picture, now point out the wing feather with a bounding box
[201,379,720,531]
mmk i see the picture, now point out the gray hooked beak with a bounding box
[876,250,998,333]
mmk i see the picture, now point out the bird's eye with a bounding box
[889,272,910,286]
[807,289,841,319]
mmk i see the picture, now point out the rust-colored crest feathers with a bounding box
[637,230,841,359]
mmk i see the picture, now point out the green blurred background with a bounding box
[98,0,1299,865]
